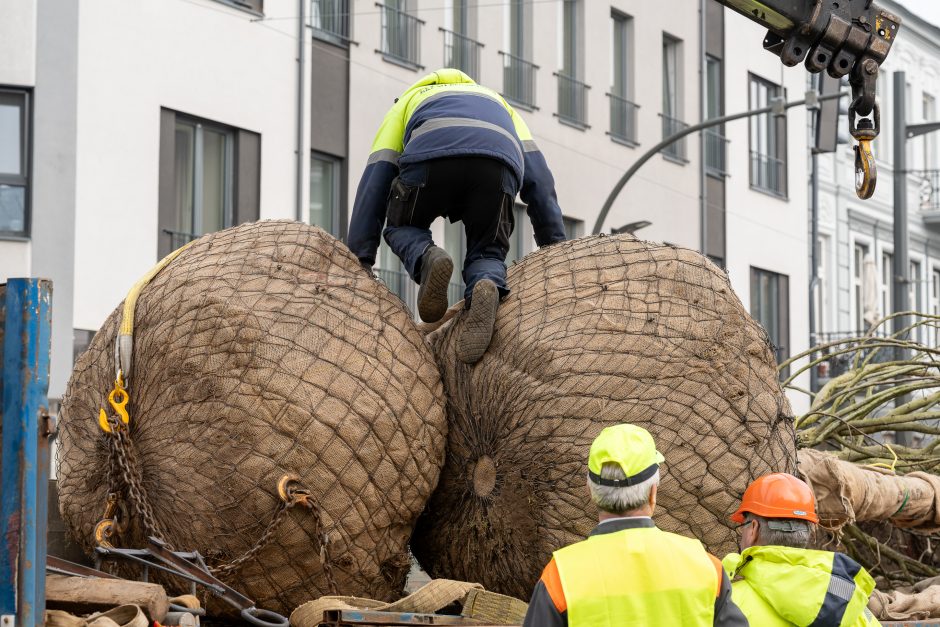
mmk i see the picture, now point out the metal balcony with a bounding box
[499,51,538,110]
[914,170,940,228]
[660,114,688,161]
[554,72,590,128]
[440,28,483,81]
[376,2,424,69]
[311,0,351,45]
[162,229,200,252]
[607,93,639,145]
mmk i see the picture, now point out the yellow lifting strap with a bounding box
[98,240,196,434]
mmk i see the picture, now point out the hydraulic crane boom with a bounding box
[714,0,901,198]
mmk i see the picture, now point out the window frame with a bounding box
[750,266,791,379]
[881,250,893,321]
[563,216,584,239]
[173,115,236,242]
[0,87,31,239]
[309,151,344,238]
[747,73,788,198]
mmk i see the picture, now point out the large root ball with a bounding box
[412,235,796,599]
[57,221,447,614]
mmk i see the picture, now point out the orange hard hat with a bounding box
[731,473,819,524]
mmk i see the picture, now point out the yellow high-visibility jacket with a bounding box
[723,546,881,627]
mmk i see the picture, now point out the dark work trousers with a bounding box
[383,156,515,301]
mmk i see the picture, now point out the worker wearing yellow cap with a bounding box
[724,474,880,626]
[522,424,750,627]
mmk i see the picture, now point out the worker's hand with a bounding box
[360,261,376,278]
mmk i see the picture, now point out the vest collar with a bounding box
[590,517,656,536]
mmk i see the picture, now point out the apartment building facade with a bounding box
[814,0,940,360]
[1,0,814,408]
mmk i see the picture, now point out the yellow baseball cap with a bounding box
[588,424,665,486]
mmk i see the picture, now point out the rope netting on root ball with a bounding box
[784,314,940,591]
[411,235,797,600]
[57,220,447,615]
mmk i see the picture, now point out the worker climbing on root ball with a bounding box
[723,474,880,627]
[523,424,750,627]
[347,68,566,364]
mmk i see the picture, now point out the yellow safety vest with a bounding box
[553,526,717,627]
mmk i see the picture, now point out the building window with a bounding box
[563,216,584,239]
[881,251,893,321]
[749,74,787,196]
[704,55,727,176]
[310,152,342,237]
[852,243,871,332]
[500,0,537,109]
[173,117,234,248]
[311,0,351,46]
[215,0,263,13]
[923,93,937,171]
[555,0,589,127]
[608,11,638,145]
[661,35,687,161]
[911,259,923,342]
[931,268,940,346]
[815,234,830,337]
[750,267,790,378]
[158,109,260,257]
[378,1,424,70]
[0,89,29,237]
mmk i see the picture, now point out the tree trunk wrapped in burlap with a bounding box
[57,221,447,615]
[412,235,797,600]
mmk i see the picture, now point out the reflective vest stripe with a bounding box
[522,139,539,152]
[367,149,401,166]
[407,117,524,162]
[809,553,861,627]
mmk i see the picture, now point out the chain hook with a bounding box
[849,102,880,200]
[98,372,131,433]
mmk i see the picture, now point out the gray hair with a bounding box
[745,513,812,548]
[588,462,660,515]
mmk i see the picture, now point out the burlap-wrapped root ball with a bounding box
[57,220,447,614]
[412,235,796,600]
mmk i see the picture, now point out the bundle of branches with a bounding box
[783,313,940,588]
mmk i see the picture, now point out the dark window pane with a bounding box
[202,128,228,234]
[0,185,26,233]
[310,155,336,234]
[174,122,195,236]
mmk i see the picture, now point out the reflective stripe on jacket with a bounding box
[722,546,881,627]
[553,524,719,626]
[347,68,566,265]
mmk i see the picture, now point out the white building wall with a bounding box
[722,9,812,413]
[0,0,36,282]
[71,0,308,332]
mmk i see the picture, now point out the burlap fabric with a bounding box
[799,448,940,531]
[412,235,797,599]
[870,576,940,620]
[56,221,447,614]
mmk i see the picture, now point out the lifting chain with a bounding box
[850,102,881,200]
[210,474,339,595]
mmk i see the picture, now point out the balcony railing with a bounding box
[660,114,688,161]
[499,51,538,110]
[913,169,940,212]
[311,0,350,44]
[750,151,786,196]
[377,2,424,69]
[162,229,200,252]
[810,330,893,382]
[704,128,730,177]
[440,28,483,81]
[607,93,639,145]
[554,72,590,128]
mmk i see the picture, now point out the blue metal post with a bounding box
[0,279,53,627]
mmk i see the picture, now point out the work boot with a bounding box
[456,279,500,364]
[417,245,454,323]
